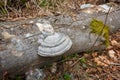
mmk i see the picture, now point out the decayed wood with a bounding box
[0,9,120,77]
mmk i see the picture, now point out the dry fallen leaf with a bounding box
[108,50,115,56]
[111,40,119,45]
[94,55,110,66]
[50,63,57,73]
[108,50,117,61]
[92,52,98,57]
[2,32,15,40]
[83,53,90,58]
[70,12,77,21]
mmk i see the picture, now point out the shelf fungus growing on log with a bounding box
[35,19,72,57]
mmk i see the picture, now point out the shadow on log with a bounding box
[0,8,120,78]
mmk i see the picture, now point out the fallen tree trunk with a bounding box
[0,8,120,77]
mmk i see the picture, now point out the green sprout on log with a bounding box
[90,19,110,46]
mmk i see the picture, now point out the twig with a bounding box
[23,32,41,39]
[90,6,112,50]
[70,57,84,68]
[109,62,120,66]
[99,57,120,66]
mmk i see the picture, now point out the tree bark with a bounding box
[0,9,120,77]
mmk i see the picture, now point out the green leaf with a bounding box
[15,75,21,80]
[21,0,26,4]
[63,73,71,80]
[40,0,47,7]
[80,57,86,63]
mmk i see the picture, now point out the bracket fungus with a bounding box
[36,19,72,57]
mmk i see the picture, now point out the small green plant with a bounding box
[63,73,71,80]
[39,0,65,11]
[90,19,110,46]
[61,53,79,63]
[0,1,8,14]
[79,57,87,68]
[15,75,21,80]
[67,53,78,59]
[40,0,47,7]
[80,57,86,63]
[59,73,72,80]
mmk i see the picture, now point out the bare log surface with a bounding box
[0,9,120,77]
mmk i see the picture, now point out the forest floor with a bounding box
[44,29,120,80]
[0,0,120,80]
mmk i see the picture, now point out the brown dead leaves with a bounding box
[94,55,110,66]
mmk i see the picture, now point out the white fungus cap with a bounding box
[38,32,72,57]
